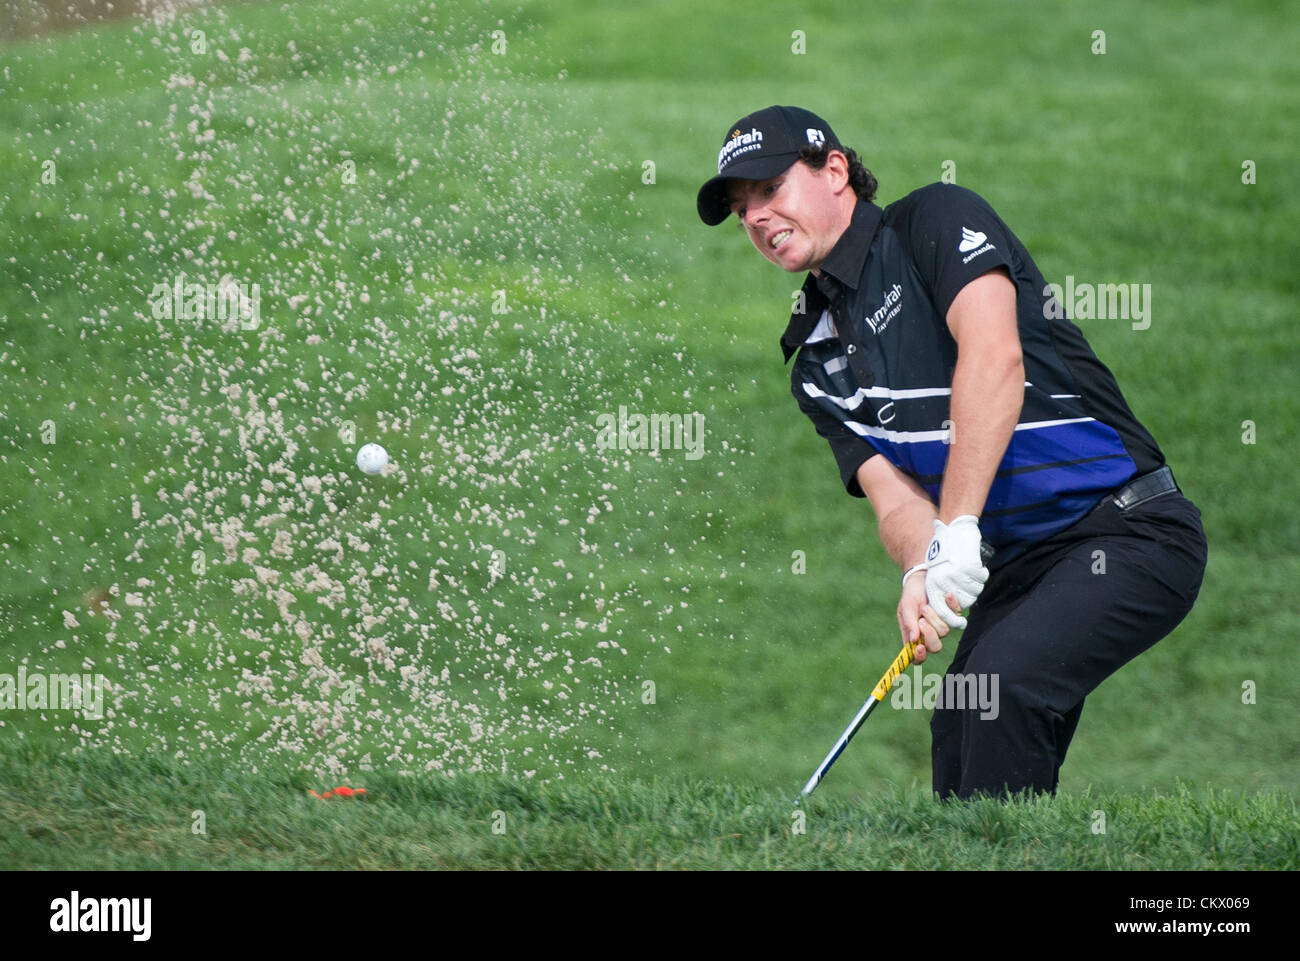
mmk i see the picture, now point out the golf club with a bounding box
[796,637,921,801]
[795,541,994,801]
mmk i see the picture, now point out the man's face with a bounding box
[726,155,850,274]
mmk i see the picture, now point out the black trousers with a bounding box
[930,486,1207,799]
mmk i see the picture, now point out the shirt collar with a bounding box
[779,199,884,363]
[817,198,884,292]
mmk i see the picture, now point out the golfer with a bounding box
[697,106,1207,799]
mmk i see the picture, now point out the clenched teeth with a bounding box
[769,230,792,249]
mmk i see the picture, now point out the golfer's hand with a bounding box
[923,515,988,630]
[898,568,956,664]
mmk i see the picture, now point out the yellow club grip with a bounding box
[870,640,920,701]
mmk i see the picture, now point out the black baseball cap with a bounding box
[696,105,842,226]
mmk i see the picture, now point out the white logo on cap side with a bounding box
[806,128,825,145]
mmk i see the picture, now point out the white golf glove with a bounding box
[923,515,989,630]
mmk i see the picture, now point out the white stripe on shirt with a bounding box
[841,416,1096,445]
[802,381,953,408]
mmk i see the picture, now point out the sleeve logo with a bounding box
[958,227,988,253]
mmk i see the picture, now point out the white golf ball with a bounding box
[356,443,388,475]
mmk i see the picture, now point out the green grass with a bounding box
[3,741,1295,869]
[1,0,1297,868]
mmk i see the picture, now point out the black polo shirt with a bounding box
[781,183,1165,556]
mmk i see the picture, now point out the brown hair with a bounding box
[797,143,878,204]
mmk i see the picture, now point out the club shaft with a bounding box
[800,695,881,796]
[799,640,920,798]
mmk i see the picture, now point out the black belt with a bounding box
[1110,465,1178,510]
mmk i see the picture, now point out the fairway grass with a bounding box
[2,742,1296,870]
